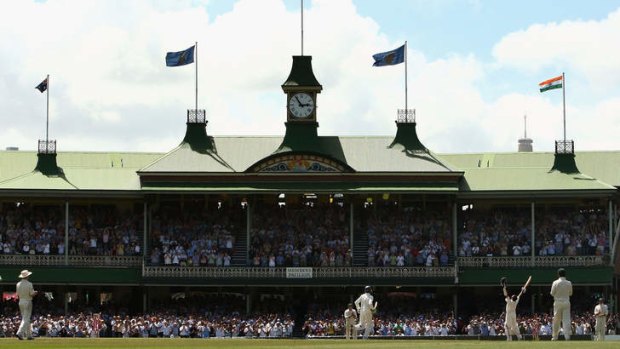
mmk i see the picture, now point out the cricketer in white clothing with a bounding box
[354,286,377,339]
[16,269,38,340]
[550,268,572,340]
[503,285,525,340]
[593,298,609,341]
[343,303,358,339]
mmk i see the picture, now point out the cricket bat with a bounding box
[523,275,532,291]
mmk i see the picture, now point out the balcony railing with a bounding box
[142,266,455,279]
[457,256,607,268]
[0,255,608,272]
[0,254,142,267]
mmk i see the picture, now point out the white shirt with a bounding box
[355,292,375,314]
[550,276,572,302]
[505,296,519,317]
[594,303,608,318]
[16,278,36,301]
[344,308,358,322]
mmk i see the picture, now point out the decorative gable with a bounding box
[250,153,351,173]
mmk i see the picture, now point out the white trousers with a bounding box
[595,317,606,341]
[345,319,357,339]
[17,300,33,339]
[504,317,521,340]
[552,300,571,340]
[355,311,373,339]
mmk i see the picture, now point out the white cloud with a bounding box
[491,7,620,152]
[493,8,620,85]
[0,0,619,155]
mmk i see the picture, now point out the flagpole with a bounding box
[562,72,566,142]
[405,41,408,121]
[301,0,304,55]
[46,74,50,145]
[195,42,198,111]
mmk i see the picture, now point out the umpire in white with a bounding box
[593,297,609,341]
[550,268,572,340]
[16,269,38,340]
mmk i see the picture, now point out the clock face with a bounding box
[288,93,315,118]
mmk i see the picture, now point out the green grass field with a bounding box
[1,338,619,349]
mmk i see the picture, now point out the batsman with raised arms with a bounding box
[501,276,530,341]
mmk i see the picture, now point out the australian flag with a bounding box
[372,44,405,67]
[166,45,195,67]
[35,77,48,93]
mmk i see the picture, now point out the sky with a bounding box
[1,0,620,154]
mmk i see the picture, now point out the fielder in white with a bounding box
[16,269,38,340]
[550,268,572,340]
[503,284,525,340]
[593,298,608,341]
[343,303,358,339]
[354,286,377,339]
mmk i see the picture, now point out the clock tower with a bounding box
[246,54,354,172]
[282,56,322,123]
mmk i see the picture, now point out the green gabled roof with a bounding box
[141,136,454,173]
[339,137,454,172]
[140,137,283,173]
[437,151,618,193]
[572,151,620,187]
[459,167,615,193]
[139,143,235,173]
[0,168,144,191]
[1,146,619,194]
[0,151,162,191]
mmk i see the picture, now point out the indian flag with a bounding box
[539,75,563,93]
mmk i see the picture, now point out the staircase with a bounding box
[352,228,368,266]
[230,230,248,266]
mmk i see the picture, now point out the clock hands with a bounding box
[295,96,304,107]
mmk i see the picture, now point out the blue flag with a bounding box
[166,46,195,67]
[35,77,48,93]
[372,44,405,67]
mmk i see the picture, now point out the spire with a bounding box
[35,140,63,176]
[282,56,322,91]
[389,109,427,152]
[518,114,533,152]
[551,140,579,174]
[182,109,214,152]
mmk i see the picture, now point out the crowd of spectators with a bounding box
[147,205,241,267]
[303,297,458,337]
[2,204,611,265]
[535,208,609,257]
[463,311,618,338]
[363,207,452,267]
[0,293,293,338]
[0,204,142,257]
[0,292,617,339]
[248,206,351,267]
[458,207,610,257]
[0,312,294,338]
